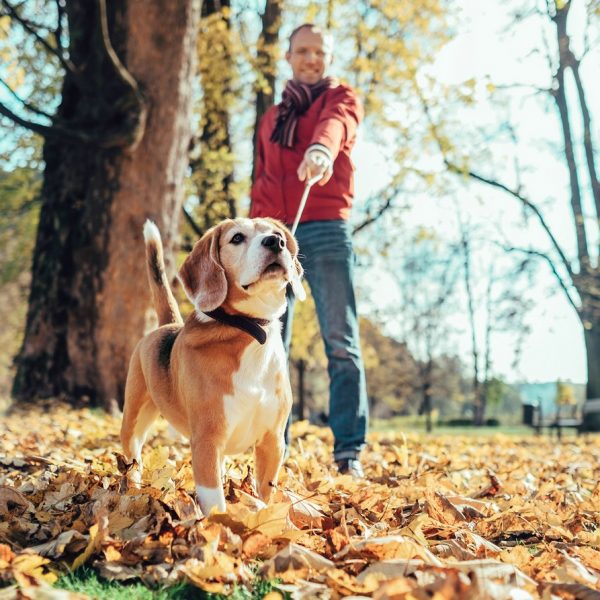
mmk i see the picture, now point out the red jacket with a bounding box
[250,83,363,224]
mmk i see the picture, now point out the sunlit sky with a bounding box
[351,0,599,385]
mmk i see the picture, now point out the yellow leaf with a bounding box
[144,446,170,472]
[71,514,108,570]
[12,553,57,584]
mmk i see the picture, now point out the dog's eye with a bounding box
[230,233,245,245]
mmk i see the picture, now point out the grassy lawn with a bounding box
[55,567,285,599]
[370,415,584,437]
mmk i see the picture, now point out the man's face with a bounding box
[286,27,333,85]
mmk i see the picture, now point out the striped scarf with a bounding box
[270,77,338,148]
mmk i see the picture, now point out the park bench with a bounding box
[523,398,600,438]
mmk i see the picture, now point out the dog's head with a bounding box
[178,217,305,319]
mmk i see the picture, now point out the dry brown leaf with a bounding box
[275,489,326,529]
[358,559,435,581]
[28,530,88,559]
[260,542,334,578]
[335,535,444,565]
[326,567,380,595]
[0,486,33,516]
[424,490,466,525]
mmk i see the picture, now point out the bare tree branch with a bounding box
[0,100,55,137]
[182,204,204,238]
[53,0,65,53]
[493,82,551,95]
[414,76,579,288]
[501,244,580,314]
[0,76,53,120]
[0,0,76,73]
[353,187,401,234]
[0,98,134,147]
[448,162,576,280]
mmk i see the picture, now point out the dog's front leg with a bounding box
[255,431,286,503]
[191,438,226,516]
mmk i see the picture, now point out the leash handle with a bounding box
[290,174,323,235]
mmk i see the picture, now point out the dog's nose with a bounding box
[262,235,285,254]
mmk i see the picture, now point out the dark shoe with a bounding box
[336,458,364,478]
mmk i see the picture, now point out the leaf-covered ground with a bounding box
[1,402,600,599]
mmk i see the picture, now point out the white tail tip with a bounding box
[143,219,161,243]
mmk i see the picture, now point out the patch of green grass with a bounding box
[370,415,535,436]
[55,567,287,599]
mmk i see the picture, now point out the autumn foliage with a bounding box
[1,403,600,598]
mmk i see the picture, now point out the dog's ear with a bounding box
[264,218,306,301]
[178,226,227,312]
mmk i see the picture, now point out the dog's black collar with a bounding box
[204,307,270,345]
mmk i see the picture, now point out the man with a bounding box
[250,23,368,478]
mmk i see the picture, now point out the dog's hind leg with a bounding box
[121,351,159,485]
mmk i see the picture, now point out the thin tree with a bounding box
[190,0,237,232]
[251,0,282,183]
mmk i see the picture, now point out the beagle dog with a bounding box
[120,217,305,516]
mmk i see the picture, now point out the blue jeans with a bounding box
[282,220,368,461]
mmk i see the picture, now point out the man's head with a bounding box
[286,24,333,85]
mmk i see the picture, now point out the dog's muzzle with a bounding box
[261,235,285,255]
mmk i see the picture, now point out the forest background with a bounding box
[0,0,599,430]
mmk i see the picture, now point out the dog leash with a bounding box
[290,173,323,235]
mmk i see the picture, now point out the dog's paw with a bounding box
[130,469,142,487]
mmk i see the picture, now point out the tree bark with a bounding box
[584,327,600,399]
[552,3,589,268]
[578,288,600,418]
[419,360,433,433]
[12,0,200,408]
[252,0,281,183]
[458,223,484,425]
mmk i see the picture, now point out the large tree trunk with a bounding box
[12,0,200,408]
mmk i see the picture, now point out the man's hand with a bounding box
[297,147,333,186]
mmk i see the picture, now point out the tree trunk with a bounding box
[12,0,200,409]
[192,0,235,230]
[297,358,305,420]
[252,0,282,182]
[458,226,485,426]
[581,292,600,429]
[583,327,600,399]
[419,360,433,433]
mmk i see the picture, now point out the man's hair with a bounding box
[288,23,333,52]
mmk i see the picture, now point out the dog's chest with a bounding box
[223,335,287,454]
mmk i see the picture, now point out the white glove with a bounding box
[297,146,333,185]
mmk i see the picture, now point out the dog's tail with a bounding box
[143,220,183,327]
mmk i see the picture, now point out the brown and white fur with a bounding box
[120,217,305,516]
